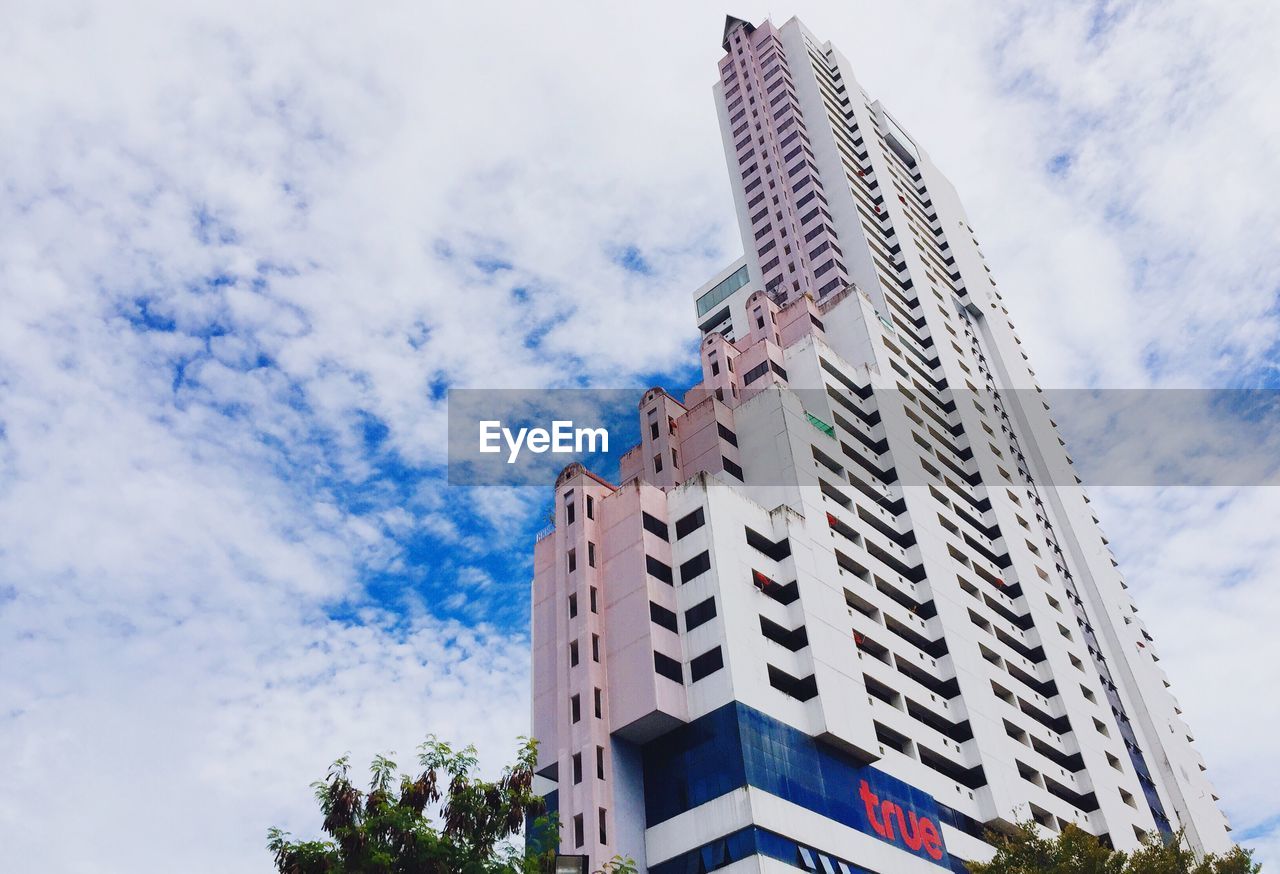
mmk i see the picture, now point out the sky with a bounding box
[1,0,1278,870]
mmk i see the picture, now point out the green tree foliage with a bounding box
[267,736,634,874]
[966,821,1260,874]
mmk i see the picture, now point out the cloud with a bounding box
[1092,488,1280,826]
[1,0,1277,871]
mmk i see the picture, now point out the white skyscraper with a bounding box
[529,15,1232,873]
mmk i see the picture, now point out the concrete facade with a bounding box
[531,15,1231,873]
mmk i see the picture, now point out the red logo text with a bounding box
[859,779,944,860]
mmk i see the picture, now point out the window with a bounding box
[654,652,683,684]
[573,813,584,848]
[745,527,791,561]
[650,421,660,440]
[650,601,678,633]
[570,695,581,723]
[567,549,576,573]
[653,453,663,473]
[569,639,579,667]
[590,586,598,613]
[700,306,731,335]
[586,495,594,519]
[722,458,744,481]
[646,555,674,585]
[572,752,582,784]
[743,361,769,385]
[588,542,596,568]
[685,597,717,631]
[768,665,818,700]
[718,423,738,446]
[680,550,712,583]
[691,647,725,682]
[564,491,575,524]
[753,571,799,604]
[760,615,808,651]
[596,745,605,780]
[594,688,603,718]
[592,633,600,662]
[675,507,706,539]
[599,807,608,845]
[568,593,578,619]
[642,512,670,541]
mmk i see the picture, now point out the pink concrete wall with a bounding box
[599,481,689,740]
[531,466,618,863]
[720,18,852,303]
[530,279,834,865]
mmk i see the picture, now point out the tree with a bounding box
[966,821,1260,874]
[267,736,634,874]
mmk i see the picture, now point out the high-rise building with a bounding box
[529,15,1231,873]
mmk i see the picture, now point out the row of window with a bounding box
[649,505,721,685]
[565,543,595,573]
[812,428,1008,797]
[570,746,605,785]
[632,545,714,590]
[742,359,788,386]
[653,645,725,685]
[563,489,594,524]
[566,586,598,618]
[567,634,599,667]
[727,55,848,299]
[644,407,744,484]
[651,594,717,637]
[569,807,608,850]
[568,688,602,723]
[879,345,1123,797]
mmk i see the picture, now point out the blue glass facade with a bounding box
[642,702,955,869]
[650,826,978,874]
[649,826,878,874]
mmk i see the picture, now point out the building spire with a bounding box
[721,14,754,50]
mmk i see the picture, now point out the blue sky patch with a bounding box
[613,244,653,275]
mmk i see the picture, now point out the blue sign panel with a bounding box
[847,764,946,863]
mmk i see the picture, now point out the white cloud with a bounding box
[1,0,1277,871]
[1093,487,1280,846]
